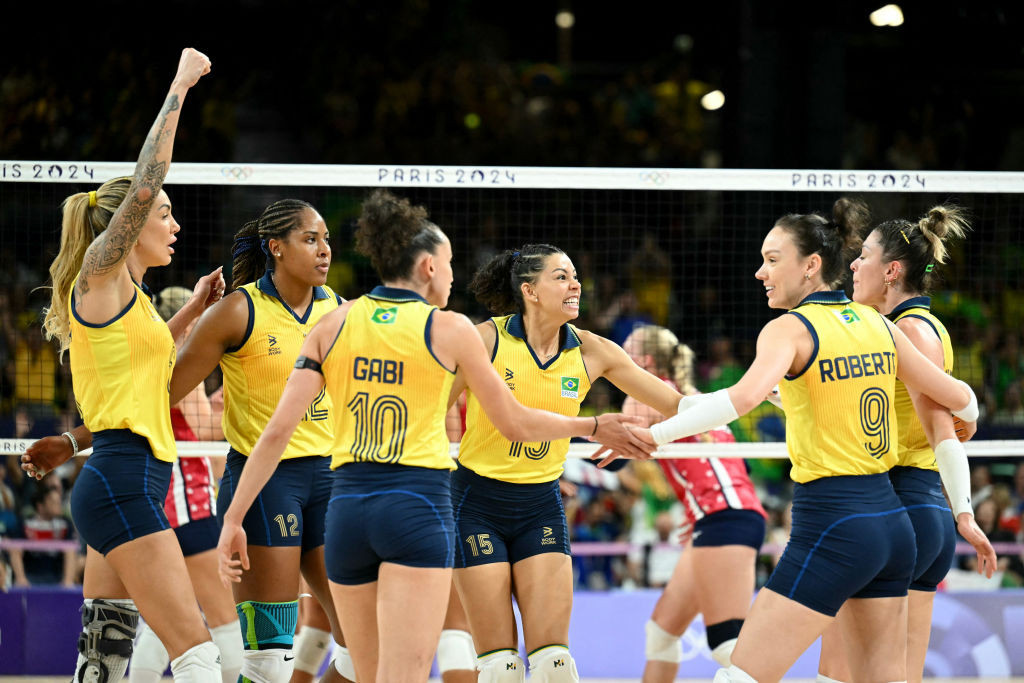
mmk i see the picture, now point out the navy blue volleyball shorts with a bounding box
[451,464,570,568]
[765,472,916,616]
[174,516,221,557]
[217,449,331,552]
[889,466,955,591]
[70,430,172,555]
[692,508,767,549]
[325,462,454,585]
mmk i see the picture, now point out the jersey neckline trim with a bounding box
[504,313,581,370]
[793,290,851,307]
[367,285,429,304]
[256,272,329,324]
[888,295,931,319]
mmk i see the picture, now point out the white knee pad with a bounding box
[437,629,476,673]
[76,598,139,683]
[712,664,758,683]
[816,675,847,683]
[527,646,579,683]
[711,637,738,668]
[238,649,294,683]
[476,649,525,683]
[209,622,243,683]
[291,626,332,675]
[645,619,682,664]
[333,646,356,682]
[170,641,222,683]
[130,622,169,683]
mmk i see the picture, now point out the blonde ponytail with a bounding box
[42,177,131,358]
[917,205,970,265]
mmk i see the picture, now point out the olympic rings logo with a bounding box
[221,166,254,181]
[640,171,668,185]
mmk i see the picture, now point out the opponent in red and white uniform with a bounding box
[622,326,767,683]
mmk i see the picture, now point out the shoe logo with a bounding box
[283,655,295,661]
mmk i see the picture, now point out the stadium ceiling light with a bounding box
[869,4,904,27]
[555,11,575,29]
[701,90,725,111]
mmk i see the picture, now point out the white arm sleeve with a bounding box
[934,438,973,518]
[951,380,979,422]
[650,389,739,446]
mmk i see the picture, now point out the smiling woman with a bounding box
[448,243,691,681]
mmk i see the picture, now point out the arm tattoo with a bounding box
[81,94,181,279]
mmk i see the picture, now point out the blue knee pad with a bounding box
[236,601,299,651]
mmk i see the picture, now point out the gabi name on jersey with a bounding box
[818,351,896,383]
[353,356,405,385]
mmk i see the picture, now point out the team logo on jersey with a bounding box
[541,526,556,545]
[837,307,861,324]
[268,334,281,355]
[504,367,515,391]
[371,307,398,324]
[561,376,579,398]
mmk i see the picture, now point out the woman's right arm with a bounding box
[647,316,801,445]
[431,311,650,457]
[169,291,248,405]
[75,49,211,321]
[888,319,975,419]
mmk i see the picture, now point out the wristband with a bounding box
[650,389,740,446]
[591,416,599,437]
[62,431,79,458]
[951,380,979,422]
[934,438,972,518]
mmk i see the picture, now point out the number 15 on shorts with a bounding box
[465,533,493,557]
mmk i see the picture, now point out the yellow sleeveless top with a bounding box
[69,277,176,461]
[458,314,591,484]
[890,296,954,471]
[220,273,341,458]
[778,292,899,483]
[323,286,455,470]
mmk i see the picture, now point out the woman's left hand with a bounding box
[217,518,249,588]
[192,266,226,311]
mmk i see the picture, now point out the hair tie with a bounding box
[512,250,521,259]
[88,191,97,208]
[231,235,261,259]
[900,229,911,244]
[260,238,271,258]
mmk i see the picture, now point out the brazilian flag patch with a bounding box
[561,376,580,399]
[371,307,398,324]
[838,307,861,324]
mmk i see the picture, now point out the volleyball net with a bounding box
[1,162,1023,465]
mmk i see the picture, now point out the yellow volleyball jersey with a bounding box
[68,277,176,461]
[778,292,899,483]
[458,314,591,484]
[220,273,341,458]
[323,286,455,470]
[890,297,954,471]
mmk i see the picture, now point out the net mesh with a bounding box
[1,163,1022,464]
